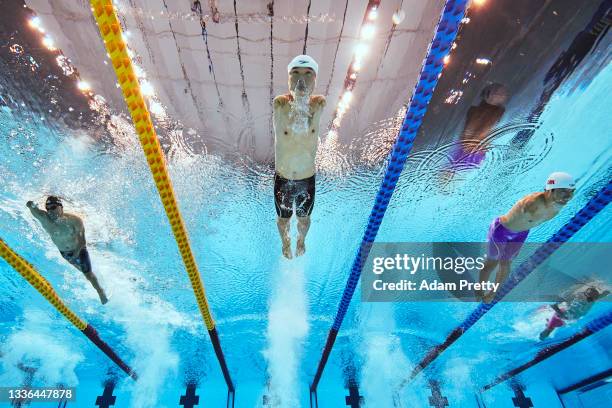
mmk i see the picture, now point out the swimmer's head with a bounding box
[45,196,63,219]
[481,83,509,106]
[585,286,600,302]
[545,172,575,205]
[288,55,318,96]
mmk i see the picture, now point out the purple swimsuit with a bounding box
[449,143,486,170]
[486,217,529,261]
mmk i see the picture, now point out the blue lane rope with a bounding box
[405,179,612,383]
[309,0,469,394]
[483,309,612,390]
[332,0,469,331]
[459,180,612,331]
[585,308,612,331]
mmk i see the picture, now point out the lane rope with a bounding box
[0,238,138,380]
[89,0,234,391]
[309,0,469,392]
[403,179,612,387]
[483,310,612,390]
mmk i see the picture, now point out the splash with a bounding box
[511,305,555,340]
[263,258,309,407]
[359,303,415,407]
[288,93,312,135]
[1,118,193,407]
[0,308,84,386]
[93,251,187,408]
[440,353,491,404]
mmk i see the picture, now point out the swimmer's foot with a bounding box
[296,238,306,257]
[282,240,293,259]
[482,291,496,304]
[438,169,456,194]
[99,291,109,305]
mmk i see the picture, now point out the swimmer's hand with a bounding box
[26,201,36,209]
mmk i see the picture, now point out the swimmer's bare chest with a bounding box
[528,206,558,224]
[274,95,325,179]
[45,219,80,250]
[275,130,318,179]
[505,201,559,231]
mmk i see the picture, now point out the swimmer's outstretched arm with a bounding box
[26,201,50,223]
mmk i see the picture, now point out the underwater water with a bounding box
[1,1,612,408]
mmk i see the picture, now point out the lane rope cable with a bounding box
[89,0,234,392]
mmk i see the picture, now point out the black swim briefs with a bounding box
[60,246,92,274]
[274,173,315,218]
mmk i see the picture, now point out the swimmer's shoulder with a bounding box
[63,213,84,227]
[310,94,326,108]
[519,192,546,213]
[273,94,291,109]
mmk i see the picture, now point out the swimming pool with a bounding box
[1,0,611,407]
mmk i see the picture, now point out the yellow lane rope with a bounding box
[90,0,215,330]
[0,238,88,330]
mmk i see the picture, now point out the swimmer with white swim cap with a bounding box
[273,55,326,259]
[477,172,576,303]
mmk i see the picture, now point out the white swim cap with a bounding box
[288,55,319,76]
[545,172,576,190]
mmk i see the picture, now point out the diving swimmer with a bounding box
[273,55,326,259]
[27,196,108,304]
[539,285,609,340]
[477,172,576,303]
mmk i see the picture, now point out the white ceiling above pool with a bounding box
[24,0,444,161]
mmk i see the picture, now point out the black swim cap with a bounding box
[585,287,599,300]
[481,83,509,104]
[45,196,62,207]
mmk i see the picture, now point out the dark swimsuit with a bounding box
[274,173,316,218]
[60,247,92,274]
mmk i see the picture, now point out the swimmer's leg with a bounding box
[539,327,554,340]
[74,248,107,304]
[296,216,311,257]
[484,260,510,304]
[295,176,315,257]
[277,217,292,259]
[477,258,498,300]
[84,271,108,304]
[496,260,511,286]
